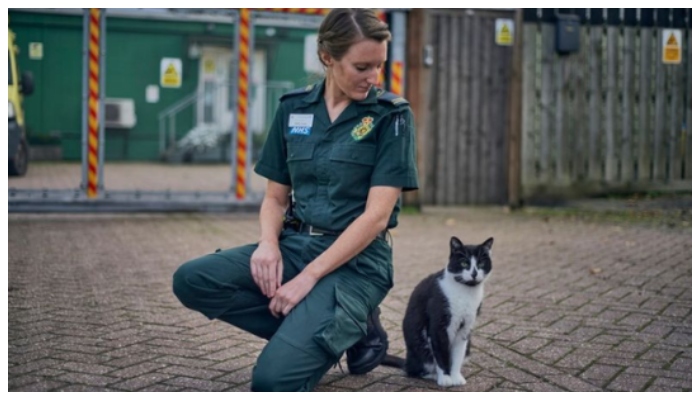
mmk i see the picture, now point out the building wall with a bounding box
[9,10,316,161]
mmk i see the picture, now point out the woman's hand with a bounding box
[269,271,318,318]
[250,240,284,298]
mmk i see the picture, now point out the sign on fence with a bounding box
[662,29,682,64]
[495,19,514,46]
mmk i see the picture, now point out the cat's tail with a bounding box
[380,354,405,369]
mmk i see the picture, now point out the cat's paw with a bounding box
[437,374,466,387]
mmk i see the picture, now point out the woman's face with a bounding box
[323,39,388,101]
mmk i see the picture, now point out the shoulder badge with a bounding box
[377,90,409,106]
[279,84,314,101]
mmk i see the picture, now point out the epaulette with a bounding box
[376,89,409,106]
[279,84,314,101]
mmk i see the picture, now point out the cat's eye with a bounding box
[460,261,468,267]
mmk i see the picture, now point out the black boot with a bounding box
[346,307,388,375]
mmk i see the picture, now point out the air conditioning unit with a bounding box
[104,98,137,129]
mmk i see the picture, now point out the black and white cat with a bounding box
[382,236,493,387]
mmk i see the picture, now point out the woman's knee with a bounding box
[172,259,207,309]
[251,362,285,392]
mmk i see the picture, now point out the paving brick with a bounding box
[510,337,550,355]
[110,373,173,391]
[207,356,257,372]
[53,372,122,387]
[162,376,231,391]
[58,361,117,375]
[652,377,692,390]
[106,353,160,369]
[108,362,168,379]
[520,381,565,392]
[668,357,691,371]
[12,379,70,392]
[607,373,653,391]
[664,331,692,347]
[360,382,407,391]
[491,367,541,383]
[56,384,119,392]
[580,364,623,384]
[158,365,225,380]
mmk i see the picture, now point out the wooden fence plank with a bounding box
[569,25,588,182]
[468,16,482,204]
[638,28,652,181]
[554,48,566,183]
[605,24,619,182]
[521,23,538,187]
[669,50,681,181]
[424,13,439,204]
[621,25,635,182]
[653,28,667,181]
[494,18,510,202]
[685,32,692,180]
[540,23,555,183]
[435,15,449,204]
[457,15,471,203]
[479,15,492,204]
[588,25,603,181]
[446,15,460,204]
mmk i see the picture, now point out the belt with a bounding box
[292,222,387,241]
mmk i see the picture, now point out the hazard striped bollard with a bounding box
[235,9,252,199]
[86,8,101,198]
[390,61,404,96]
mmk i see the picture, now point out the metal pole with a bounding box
[230,10,240,194]
[98,9,106,194]
[80,9,89,192]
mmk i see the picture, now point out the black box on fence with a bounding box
[556,13,580,54]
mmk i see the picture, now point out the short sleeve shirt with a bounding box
[254,81,419,231]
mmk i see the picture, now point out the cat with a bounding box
[381,236,493,387]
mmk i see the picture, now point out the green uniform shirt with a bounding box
[254,81,419,232]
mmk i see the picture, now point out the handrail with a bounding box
[158,80,295,159]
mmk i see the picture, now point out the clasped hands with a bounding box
[250,241,318,318]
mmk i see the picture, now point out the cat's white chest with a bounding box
[438,274,483,340]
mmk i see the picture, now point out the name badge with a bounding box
[288,114,314,135]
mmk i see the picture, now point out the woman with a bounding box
[173,8,418,391]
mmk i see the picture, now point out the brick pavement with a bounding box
[8,206,692,391]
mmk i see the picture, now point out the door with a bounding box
[197,47,233,133]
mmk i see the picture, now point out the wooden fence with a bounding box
[419,9,515,205]
[521,9,692,199]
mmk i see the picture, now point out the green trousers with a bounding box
[172,228,393,391]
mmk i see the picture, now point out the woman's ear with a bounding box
[320,51,333,68]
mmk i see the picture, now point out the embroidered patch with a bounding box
[351,117,375,141]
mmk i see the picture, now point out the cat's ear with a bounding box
[482,237,494,250]
[450,236,463,252]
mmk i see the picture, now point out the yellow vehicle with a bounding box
[8,28,34,176]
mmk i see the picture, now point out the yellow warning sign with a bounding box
[495,19,514,46]
[160,58,182,88]
[662,29,682,64]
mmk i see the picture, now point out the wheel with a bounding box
[9,139,28,176]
